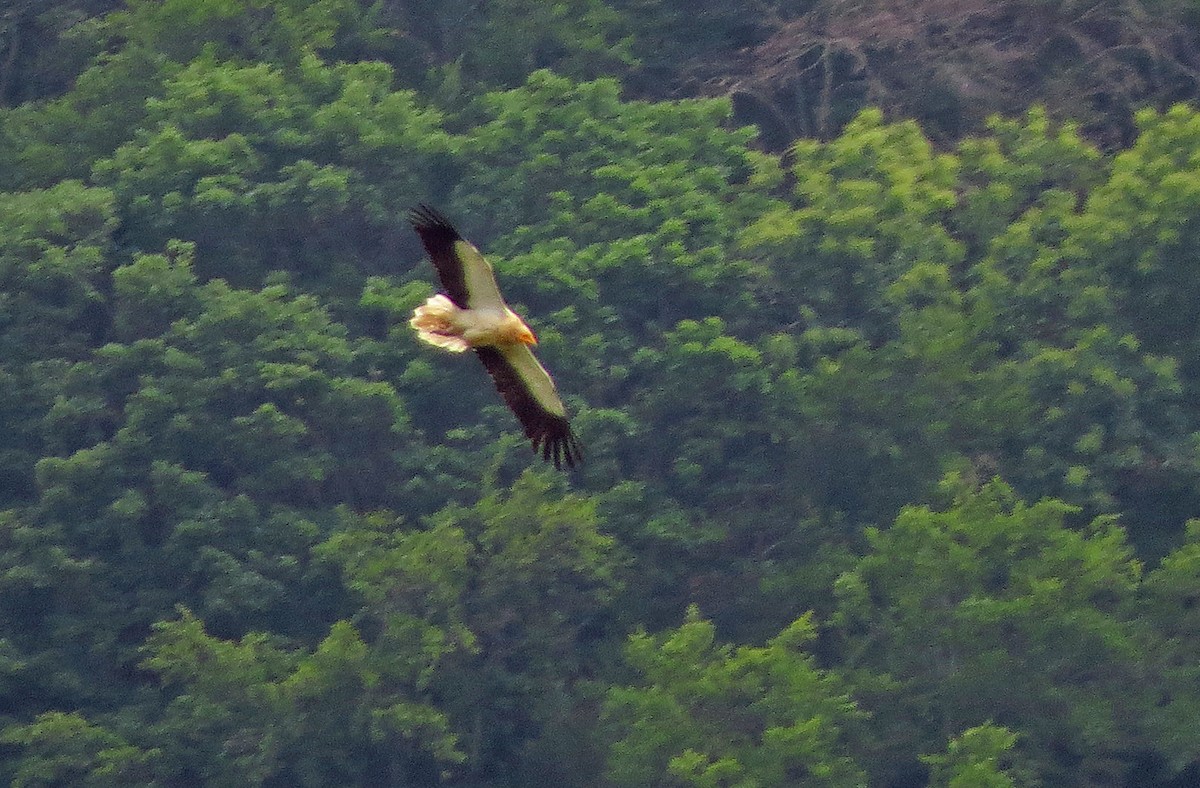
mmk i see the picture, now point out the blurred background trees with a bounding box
[2,0,1200,784]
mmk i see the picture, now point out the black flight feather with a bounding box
[410,204,470,308]
[475,347,583,470]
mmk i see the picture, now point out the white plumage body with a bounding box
[410,294,533,352]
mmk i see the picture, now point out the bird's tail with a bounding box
[410,294,470,352]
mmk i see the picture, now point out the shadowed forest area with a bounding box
[4,0,1200,785]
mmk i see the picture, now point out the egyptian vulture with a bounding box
[408,205,582,470]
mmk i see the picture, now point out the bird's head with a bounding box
[502,311,538,346]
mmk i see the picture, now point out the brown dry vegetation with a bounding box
[641,0,1200,147]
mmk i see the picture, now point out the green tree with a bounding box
[742,108,961,342]
[452,71,772,343]
[0,711,157,787]
[921,723,1030,788]
[954,107,1104,255]
[93,53,450,293]
[604,606,864,787]
[141,609,463,784]
[1140,519,1200,777]
[0,181,115,504]
[961,113,1200,538]
[832,478,1149,785]
[0,252,424,728]
[433,471,622,781]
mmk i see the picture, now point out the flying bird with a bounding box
[408,205,582,469]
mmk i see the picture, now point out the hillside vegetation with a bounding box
[2,1,1200,785]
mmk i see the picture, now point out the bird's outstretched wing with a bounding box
[475,345,582,470]
[409,205,505,311]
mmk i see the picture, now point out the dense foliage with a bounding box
[2,1,1200,785]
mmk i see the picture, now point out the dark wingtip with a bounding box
[556,432,584,471]
[409,204,461,238]
[529,428,583,472]
[566,435,583,469]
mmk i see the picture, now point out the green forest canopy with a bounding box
[2,0,1200,785]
